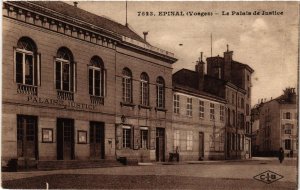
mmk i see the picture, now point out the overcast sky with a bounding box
[70,1,298,106]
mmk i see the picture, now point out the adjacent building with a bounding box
[253,88,298,156]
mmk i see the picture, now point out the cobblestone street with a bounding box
[2,158,297,189]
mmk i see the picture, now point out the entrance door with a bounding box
[226,133,230,158]
[199,132,204,159]
[90,122,105,159]
[17,115,38,160]
[156,128,165,162]
[57,118,74,160]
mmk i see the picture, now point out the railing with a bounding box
[57,90,74,101]
[17,84,38,96]
[90,95,104,105]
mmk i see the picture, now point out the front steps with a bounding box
[37,159,124,170]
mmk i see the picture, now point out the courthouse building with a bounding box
[2,1,176,168]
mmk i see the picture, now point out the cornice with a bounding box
[3,2,177,63]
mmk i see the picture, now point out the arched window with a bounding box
[227,108,231,125]
[140,72,149,106]
[55,47,75,92]
[122,68,132,103]
[89,56,105,97]
[156,77,165,108]
[15,37,40,86]
[232,110,235,127]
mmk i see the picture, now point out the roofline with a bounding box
[173,85,226,103]
[6,1,176,61]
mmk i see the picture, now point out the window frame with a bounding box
[187,131,193,151]
[140,73,149,106]
[156,77,165,108]
[89,56,105,97]
[122,126,132,149]
[199,100,204,119]
[173,94,180,114]
[220,105,224,122]
[210,103,215,121]
[140,129,149,149]
[186,97,193,117]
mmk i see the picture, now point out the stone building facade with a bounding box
[2,1,176,167]
[254,88,297,156]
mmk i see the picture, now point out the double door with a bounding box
[57,118,74,160]
[17,115,38,160]
[90,122,105,159]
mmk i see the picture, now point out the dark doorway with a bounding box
[156,128,165,162]
[226,133,230,158]
[57,118,74,160]
[199,132,204,159]
[90,121,105,159]
[17,115,38,160]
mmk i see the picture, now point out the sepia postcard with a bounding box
[1,1,298,189]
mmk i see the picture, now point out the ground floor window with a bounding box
[174,130,180,151]
[285,139,291,150]
[140,129,148,149]
[187,131,193,150]
[123,127,131,148]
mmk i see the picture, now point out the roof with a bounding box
[10,1,147,44]
[207,56,254,73]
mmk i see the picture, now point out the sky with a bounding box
[69,1,298,106]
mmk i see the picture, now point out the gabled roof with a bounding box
[11,1,147,44]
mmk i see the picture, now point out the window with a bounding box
[15,37,40,86]
[89,56,105,97]
[210,103,215,120]
[227,108,231,125]
[122,68,132,103]
[285,129,291,134]
[246,122,250,134]
[237,97,240,108]
[122,127,131,148]
[247,75,250,81]
[140,129,148,149]
[55,47,75,92]
[247,87,250,98]
[140,73,149,106]
[156,77,165,108]
[199,100,204,118]
[174,130,180,151]
[232,94,235,105]
[173,94,180,114]
[285,139,291,150]
[232,110,235,126]
[246,104,249,116]
[241,98,244,109]
[187,131,193,150]
[186,97,192,116]
[220,105,224,122]
[283,112,291,119]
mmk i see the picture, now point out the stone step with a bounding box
[37,160,123,170]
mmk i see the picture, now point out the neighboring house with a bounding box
[255,88,297,156]
[2,1,176,168]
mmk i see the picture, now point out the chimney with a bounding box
[143,32,148,41]
[195,52,205,90]
[224,44,233,81]
[73,2,78,7]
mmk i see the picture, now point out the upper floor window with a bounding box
[89,56,105,97]
[227,108,231,125]
[55,47,75,92]
[156,77,165,108]
[232,110,236,126]
[140,73,149,106]
[186,97,192,117]
[210,103,215,120]
[122,68,132,103]
[15,37,40,86]
[241,98,244,109]
[232,94,235,105]
[246,122,250,134]
[220,105,224,122]
[246,104,250,116]
[173,94,180,114]
[283,112,291,119]
[247,87,250,98]
[199,100,204,119]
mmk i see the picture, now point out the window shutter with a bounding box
[73,62,77,92]
[13,47,16,82]
[37,53,41,86]
[134,126,140,150]
[116,124,122,150]
[150,127,156,150]
[104,69,106,97]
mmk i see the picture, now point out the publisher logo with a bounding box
[253,170,283,184]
